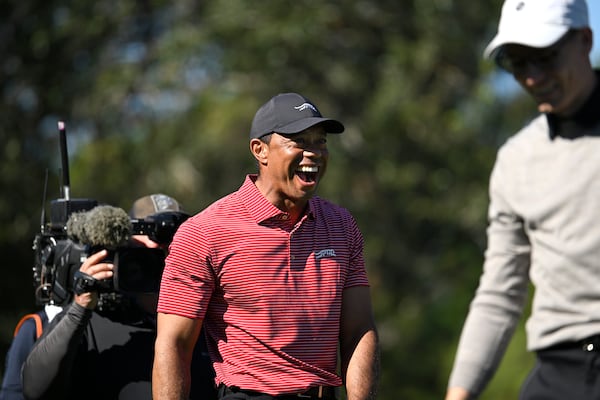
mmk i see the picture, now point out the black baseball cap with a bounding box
[250,92,345,139]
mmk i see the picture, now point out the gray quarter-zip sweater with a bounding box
[448,75,600,396]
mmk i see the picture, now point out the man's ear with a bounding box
[580,27,594,55]
[250,138,268,165]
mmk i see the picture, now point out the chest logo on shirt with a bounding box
[315,249,337,259]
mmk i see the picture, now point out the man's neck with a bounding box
[547,70,600,138]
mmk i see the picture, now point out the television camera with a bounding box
[32,121,189,306]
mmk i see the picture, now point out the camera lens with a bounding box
[149,212,190,244]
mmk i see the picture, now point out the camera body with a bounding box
[33,199,180,306]
[33,199,98,305]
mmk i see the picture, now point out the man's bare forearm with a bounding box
[152,342,191,400]
[344,329,380,400]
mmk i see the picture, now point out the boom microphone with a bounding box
[66,205,132,250]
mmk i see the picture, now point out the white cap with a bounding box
[484,0,589,59]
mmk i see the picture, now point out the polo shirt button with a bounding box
[281,215,289,220]
[291,255,295,260]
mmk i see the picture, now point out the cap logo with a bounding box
[294,103,318,113]
[516,1,524,11]
[151,194,178,212]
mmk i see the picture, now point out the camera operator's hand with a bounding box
[74,250,113,309]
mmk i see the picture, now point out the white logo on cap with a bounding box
[294,103,318,113]
[151,194,178,212]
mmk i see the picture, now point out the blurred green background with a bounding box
[2,1,598,398]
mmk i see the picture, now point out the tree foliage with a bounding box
[0,0,539,398]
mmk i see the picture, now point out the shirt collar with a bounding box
[238,174,316,225]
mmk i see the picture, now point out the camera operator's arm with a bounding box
[22,251,113,400]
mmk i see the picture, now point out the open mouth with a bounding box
[295,165,318,183]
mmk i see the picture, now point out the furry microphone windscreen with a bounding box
[66,205,132,249]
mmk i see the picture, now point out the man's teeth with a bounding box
[297,166,318,173]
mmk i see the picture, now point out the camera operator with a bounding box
[21,194,216,400]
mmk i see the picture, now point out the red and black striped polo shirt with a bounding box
[158,174,369,394]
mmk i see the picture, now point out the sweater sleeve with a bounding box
[447,150,532,396]
[22,303,92,400]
